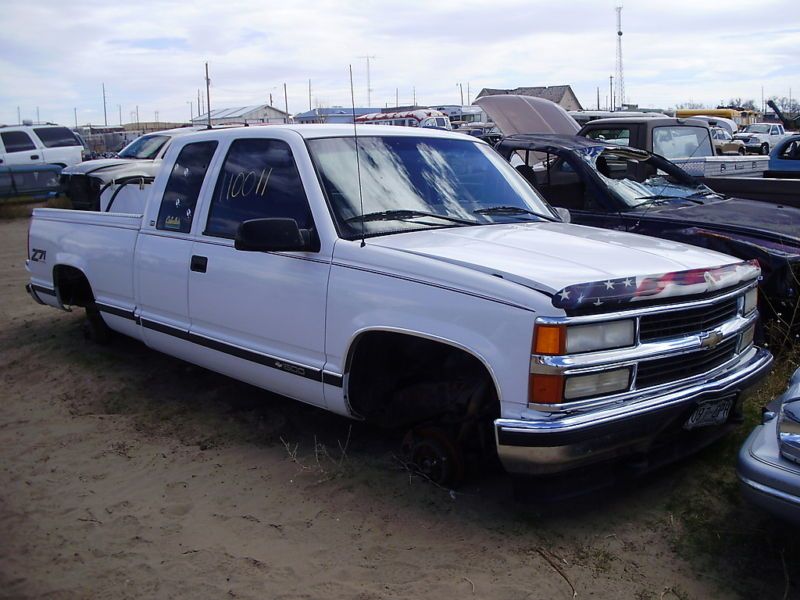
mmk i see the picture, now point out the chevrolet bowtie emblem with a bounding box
[699,329,724,349]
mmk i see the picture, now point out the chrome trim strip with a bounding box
[739,474,800,507]
[536,281,754,325]
[497,346,772,437]
[530,312,757,374]
[25,283,46,305]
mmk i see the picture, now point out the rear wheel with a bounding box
[761,143,770,155]
[738,147,746,155]
[84,304,112,344]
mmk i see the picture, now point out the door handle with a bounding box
[30,155,39,160]
[190,255,208,273]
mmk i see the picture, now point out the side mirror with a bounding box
[234,218,311,252]
[554,207,571,223]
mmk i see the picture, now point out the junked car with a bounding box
[768,135,800,177]
[738,368,800,524]
[710,126,746,155]
[733,123,788,155]
[494,135,800,325]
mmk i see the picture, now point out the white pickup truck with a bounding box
[25,125,773,490]
[733,123,788,155]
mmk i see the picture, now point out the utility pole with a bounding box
[457,83,464,106]
[74,108,78,128]
[467,82,471,105]
[609,75,614,111]
[197,89,202,117]
[283,83,289,123]
[135,105,140,130]
[187,101,193,123]
[308,79,312,111]
[36,106,40,124]
[597,87,601,110]
[102,82,108,126]
[395,88,399,109]
[413,86,416,107]
[17,106,20,125]
[155,110,159,124]
[205,62,212,129]
[358,55,376,106]
[118,104,122,125]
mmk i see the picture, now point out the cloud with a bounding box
[0,0,797,125]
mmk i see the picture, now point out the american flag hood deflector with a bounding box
[551,260,760,311]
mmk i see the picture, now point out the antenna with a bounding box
[615,5,626,110]
[349,65,366,248]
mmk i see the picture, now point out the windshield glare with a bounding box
[118,134,169,159]
[579,147,714,207]
[307,136,555,239]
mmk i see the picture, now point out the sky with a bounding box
[1,0,798,126]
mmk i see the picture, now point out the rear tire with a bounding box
[84,304,112,345]
[738,147,746,155]
[761,143,770,155]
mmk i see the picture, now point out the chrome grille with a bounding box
[639,298,738,341]
[635,338,737,389]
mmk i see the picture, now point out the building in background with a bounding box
[191,104,289,126]
[294,107,381,124]
[475,85,583,111]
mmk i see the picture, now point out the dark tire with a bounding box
[402,426,465,487]
[761,143,769,155]
[84,304,112,345]
[715,148,723,156]
[738,147,746,155]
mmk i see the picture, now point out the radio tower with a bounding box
[615,5,626,110]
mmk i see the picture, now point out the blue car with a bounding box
[768,134,800,177]
[738,368,800,524]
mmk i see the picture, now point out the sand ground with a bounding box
[0,216,790,599]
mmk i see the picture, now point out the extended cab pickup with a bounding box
[25,125,773,489]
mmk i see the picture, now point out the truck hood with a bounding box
[62,159,160,183]
[474,95,579,137]
[368,222,740,295]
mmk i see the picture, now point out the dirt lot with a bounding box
[0,215,797,599]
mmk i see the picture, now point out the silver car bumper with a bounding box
[737,367,800,524]
[495,345,772,476]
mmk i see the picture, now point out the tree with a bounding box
[723,98,757,110]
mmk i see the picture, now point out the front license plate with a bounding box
[684,397,734,430]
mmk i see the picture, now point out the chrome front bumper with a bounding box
[495,345,773,475]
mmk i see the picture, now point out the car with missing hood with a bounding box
[60,126,207,210]
[493,134,800,326]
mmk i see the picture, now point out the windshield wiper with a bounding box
[345,209,478,226]
[473,205,548,219]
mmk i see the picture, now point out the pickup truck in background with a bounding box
[26,124,772,492]
[733,123,788,155]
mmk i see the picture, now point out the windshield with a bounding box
[307,136,556,239]
[118,134,170,159]
[577,147,717,208]
[742,124,770,134]
[652,126,713,159]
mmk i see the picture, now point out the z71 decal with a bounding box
[30,248,47,262]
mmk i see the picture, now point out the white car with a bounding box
[60,126,209,210]
[25,125,772,490]
[0,124,83,168]
[733,123,788,155]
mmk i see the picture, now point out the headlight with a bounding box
[534,320,636,355]
[743,287,758,315]
[777,399,800,465]
[564,368,632,400]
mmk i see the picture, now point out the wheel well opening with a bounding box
[53,265,93,307]
[346,331,499,431]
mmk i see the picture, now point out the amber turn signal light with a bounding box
[528,373,564,405]
[533,324,565,355]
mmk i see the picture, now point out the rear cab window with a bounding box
[34,127,80,148]
[156,141,218,233]
[652,126,713,158]
[204,138,314,239]
[1,131,37,153]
